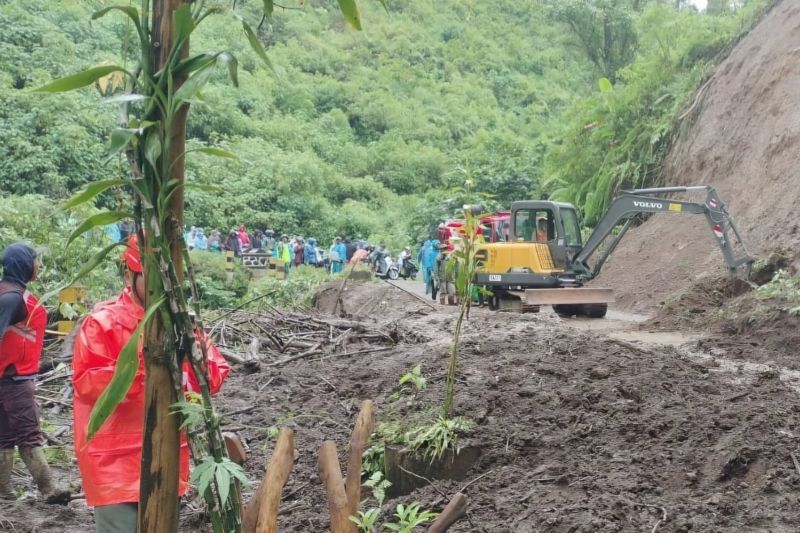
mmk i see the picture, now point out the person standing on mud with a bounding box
[71,235,230,532]
[0,243,70,503]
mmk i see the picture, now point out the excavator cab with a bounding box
[508,201,583,269]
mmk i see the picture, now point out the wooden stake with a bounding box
[318,440,352,533]
[242,428,295,533]
[345,400,375,521]
[426,493,468,533]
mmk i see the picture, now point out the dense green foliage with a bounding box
[0,194,121,302]
[544,0,773,224]
[0,0,772,253]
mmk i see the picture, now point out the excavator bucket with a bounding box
[521,287,615,306]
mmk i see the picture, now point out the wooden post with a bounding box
[318,441,352,533]
[241,428,295,533]
[344,400,375,520]
[138,1,190,532]
[426,493,468,533]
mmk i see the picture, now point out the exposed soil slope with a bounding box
[596,0,800,313]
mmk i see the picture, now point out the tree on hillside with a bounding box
[37,0,370,531]
[545,0,640,81]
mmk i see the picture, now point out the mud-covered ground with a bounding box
[5,281,800,532]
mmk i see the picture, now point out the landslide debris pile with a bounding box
[596,0,800,314]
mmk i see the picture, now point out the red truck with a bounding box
[437,211,510,252]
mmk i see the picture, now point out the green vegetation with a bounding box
[350,502,438,533]
[244,265,334,309]
[544,0,774,224]
[0,194,121,301]
[757,270,800,315]
[0,1,773,301]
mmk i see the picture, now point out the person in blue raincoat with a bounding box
[194,229,208,251]
[423,239,440,298]
[330,237,347,274]
[418,240,432,293]
[304,237,318,266]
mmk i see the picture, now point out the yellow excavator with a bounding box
[474,186,753,317]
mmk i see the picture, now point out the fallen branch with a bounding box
[383,279,436,309]
[427,493,468,533]
[210,291,277,325]
[458,469,494,493]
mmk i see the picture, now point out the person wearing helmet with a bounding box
[0,243,70,504]
[71,235,230,532]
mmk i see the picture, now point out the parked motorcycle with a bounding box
[373,252,399,280]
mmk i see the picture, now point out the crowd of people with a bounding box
[105,221,369,275]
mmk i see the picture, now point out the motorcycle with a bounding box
[399,257,418,280]
[372,252,399,280]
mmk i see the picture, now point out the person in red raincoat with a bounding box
[72,235,230,532]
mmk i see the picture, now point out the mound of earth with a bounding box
[643,273,752,331]
[313,279,429,319]
[597,0,800,314]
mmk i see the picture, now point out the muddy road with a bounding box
[5,280,800,532]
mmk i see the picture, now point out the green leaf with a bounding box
[263,0,274,17]
[173,4,195,46]
[173,64,216,105]
[215,462,232,506]
[242,21,275,73]
[144,131,162,172]
[87,297,164,441]
[101,94,148,105]
[174,53,217,77]
[92,6,144,44]
[189,147,238,160]
[217,52,239,88]
[109,128,138,156]
[62,179,127,211]
[598,77,613,93]
[337,0,362,30]
[34,65,129,93]
[67,211,131,246]
[72,241,126,282]
[192,456,217,495]
[226,461,251,487]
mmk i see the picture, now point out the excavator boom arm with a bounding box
[573,186,753,279]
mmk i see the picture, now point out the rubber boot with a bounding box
[0,449,17,500]
[19,447,70,504]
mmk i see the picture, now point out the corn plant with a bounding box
[442,209,486,418]
[34,1,374,531]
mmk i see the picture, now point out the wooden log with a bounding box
[242,428,295,533]
[318,440,353,533]
[223,432,247,465]
[427,493,468,533]
[345,400,375,521]
[246,337,261,361]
